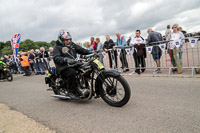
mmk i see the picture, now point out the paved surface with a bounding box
[0,103,55,133]
[0,75,200,133]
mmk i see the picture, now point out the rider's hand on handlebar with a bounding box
[68,59,77,65]
[64,57,77,65]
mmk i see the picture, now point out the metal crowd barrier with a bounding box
[27,36,200,77]
[98,37,200,77]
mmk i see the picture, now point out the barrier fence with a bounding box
[100,37,200,77]
[17,36,199,77]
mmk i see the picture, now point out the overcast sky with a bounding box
[0,0,200,43]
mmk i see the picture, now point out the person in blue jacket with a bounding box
[114,32,129,72]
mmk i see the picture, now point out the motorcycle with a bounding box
[0,66,13,82]
[45,53,131,107]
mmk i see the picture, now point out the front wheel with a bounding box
[99,74,131,107]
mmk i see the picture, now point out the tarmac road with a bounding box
[0,75,200,133]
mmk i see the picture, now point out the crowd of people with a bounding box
[84,23,190,74]
[0,47,54,76]
[0,23,199,77]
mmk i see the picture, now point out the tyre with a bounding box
[50,76,61,95]
[98,74,131,107]
[6,71,13,82]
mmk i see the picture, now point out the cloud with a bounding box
[0,0,200,43]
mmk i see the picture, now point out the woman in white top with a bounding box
[166,24,185,71]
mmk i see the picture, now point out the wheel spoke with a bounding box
[107,77,114,86]
[101,76,126,103]
[114,79,118,89]
[117,92,124,100]
[115,94,119,101]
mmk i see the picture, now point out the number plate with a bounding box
[93,59,104,69]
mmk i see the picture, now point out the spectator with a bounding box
[130,30,146,74]
[0,57,4,61]
[18,51,23,58]
[39,47,49,74]
[114,32,129,72]
[166,24,185,72]
[49,47,54,59]
[86,42,94,51]
[165,25,171,38]
[9,55,17,74]
[20,52,31,76]
[34,49,41,75]
[96,38,104,64]
[146,29,163,74]
[48,47,55,67]
[3,55,9,65]
[179,27,187,37]
[127,36,132,46]
[28,50,35,73]
[103,35,118,69]
[91,37,97,50]
[15,55,22,73]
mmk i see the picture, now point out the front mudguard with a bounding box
[94,69,121,97]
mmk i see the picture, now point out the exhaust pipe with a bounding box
[51,94,71,100]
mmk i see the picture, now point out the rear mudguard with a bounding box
[45,75,57,88]
[94,69,121,97]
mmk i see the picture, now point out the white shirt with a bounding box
[167,32,185,50]
[130,37,145,54]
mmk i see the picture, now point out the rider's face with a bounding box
[64,39,71,44]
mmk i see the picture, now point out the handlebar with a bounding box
[85,53,94,58]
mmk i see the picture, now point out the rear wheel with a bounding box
[51,76,66,96]
[6,71,13,82]
[99,74,131,107]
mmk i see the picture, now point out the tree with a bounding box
[0,42,5,56]
[19,39,35,51]
[1,41,12,56]
[50,40,56,47]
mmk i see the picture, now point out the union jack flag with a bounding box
[11,34,21,59]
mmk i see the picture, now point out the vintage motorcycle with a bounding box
[0,66,13,82]
[45,53,131,107]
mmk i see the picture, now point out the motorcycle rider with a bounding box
[53,30,92,99]
[0,60,6,78]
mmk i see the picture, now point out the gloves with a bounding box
[63,57,76,65]
[89,51,93,54]
[68,59,76,65]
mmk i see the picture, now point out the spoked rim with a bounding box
[55,78,68,96]
[102,77,125,103]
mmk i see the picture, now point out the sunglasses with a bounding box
[172,27,177,29]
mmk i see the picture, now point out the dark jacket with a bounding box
[53,40,91,74]
[133,44,146,58]
[39,51,49,58]
[34,53,41,63]
[28,54,35,60]
[103,39,115,49]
